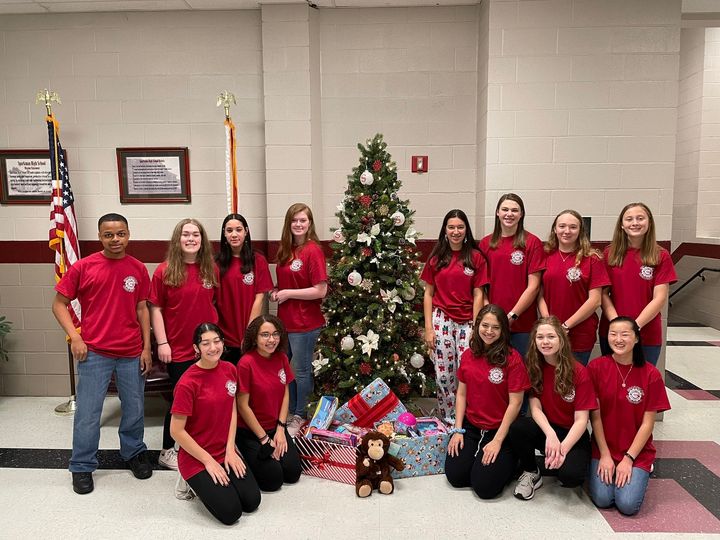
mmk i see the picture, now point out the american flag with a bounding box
[47,114,81,324]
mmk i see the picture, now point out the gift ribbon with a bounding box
[347,388,400,428]
[300,450,355,471]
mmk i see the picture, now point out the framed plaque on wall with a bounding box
[116,147,191,204]
[0,149,65,204]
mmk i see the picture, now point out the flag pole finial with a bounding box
[216,91,236,119]
[36,89,61,116]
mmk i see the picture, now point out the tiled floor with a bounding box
[0,324,718,539]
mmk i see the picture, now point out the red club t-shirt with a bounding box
[236,350,295,431]
[149,262,219,362]
[536,360,597,429]
[55,251,150,358]
[420,250,489,323]
[600,247,677,346]
[216,253,273,348]
[172,361,238,480]
[542,250,610,352]
[276,241,328,333]
[479,233,546,333]
[587,355,671,472]
[457,347,530,430]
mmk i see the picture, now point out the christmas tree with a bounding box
[313,134,433,402]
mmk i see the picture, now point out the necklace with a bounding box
[613,360,633,388]
[558,250,574,263]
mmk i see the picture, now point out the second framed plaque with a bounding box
[116,147,191,204]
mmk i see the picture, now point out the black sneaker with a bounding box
[127,451,153,480]
[72,472,94,494]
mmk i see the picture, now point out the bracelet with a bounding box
[448,428,466,436]
[561,323,569,331]
[259,434,269,443]
[277,419,287,428]
[157,341,168,346]
[624,452,636,462]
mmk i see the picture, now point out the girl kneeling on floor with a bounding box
[170,323,261,525]
[235,315,302,492]
[445,304,530,499]
[507,316,596,501]
[587,317,670,516]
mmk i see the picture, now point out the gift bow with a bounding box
[301,451,355,471]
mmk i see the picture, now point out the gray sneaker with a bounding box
[174,473,196,501]
[514,469,543,500]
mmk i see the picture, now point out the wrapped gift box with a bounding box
[295,425,357,485]
[333,378,407,428]
[391,418,449,479]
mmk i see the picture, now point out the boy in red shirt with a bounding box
[52,213,153,495]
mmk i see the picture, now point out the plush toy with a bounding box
[356,431,405,497]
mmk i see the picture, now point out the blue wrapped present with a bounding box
[333,378,407,428]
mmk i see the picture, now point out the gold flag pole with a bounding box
[36,88,61,116]
[216,90,236,119]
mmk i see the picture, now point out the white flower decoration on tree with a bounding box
[356,223,381,246]
[357,329,380,357]
[312,355,329,375]
[405,227,418,245]
[380,288,403,314]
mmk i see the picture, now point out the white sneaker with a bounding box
[159,448,179,470]
[286,415,305,438]
[174,473,195,501]
[514,469,543,500]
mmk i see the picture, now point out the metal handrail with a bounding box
[669,267,720,305]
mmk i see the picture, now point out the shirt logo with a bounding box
[202,280,214,289]
[639,266,654,281]
[566,267,582,283]
[123,276,138,292]
[561,387,576,403]
[290,259,303,272]
[510,250,524,265]
[463,267,475,276]
[225,380,237,397]
[243,272,255,285]
[488,367,504,384]
[626,385,644,404]
[278,368,287,385]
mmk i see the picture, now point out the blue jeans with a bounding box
[589,459,650,516]
[287,327,322,418]
[599,337,662,366]
[70,351,147,473]
[573,350,592,366]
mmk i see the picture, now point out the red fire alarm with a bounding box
[411,155,428,173]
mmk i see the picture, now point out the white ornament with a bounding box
[357,330,380,357]
[360,170,374,185]
[332,229,345,243]
[348,270,362,286]
[340,335,355,351]
[405,227,418,245]
[400,286,416,301]
[410,353,425,369]
[391,211,405,226]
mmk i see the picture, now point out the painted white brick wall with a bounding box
[698,28,720,240]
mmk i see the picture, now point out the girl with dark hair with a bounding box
[421,209,488,421]
[445,304,530,499]
[479,193,545,358]
[507,317,595,501]
[170,323,261,525]
[587,317,670,516]
[600,203,677,366]
[235,315,302,492]
[150,218,219,471]
[215,214,273,365]
[272,203,328,436]
[538,210,609,365]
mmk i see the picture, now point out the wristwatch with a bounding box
[508,312,518,320]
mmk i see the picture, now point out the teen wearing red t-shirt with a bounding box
[507,317,596,501]
[271,203,327,436]
[216,214,273,365]
[479,193,545,358]
[538,210,610,365]
[445,304,530,499]
[421,209,488,422]
[235,315,302,492]
[171,323,260,525]
[150,218,219,471]
[600,203,677,366]
[587,317,671,516]
[52,213,153,495]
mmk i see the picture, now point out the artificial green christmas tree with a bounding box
[313,134,433,403]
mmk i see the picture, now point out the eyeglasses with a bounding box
[259,332,281,340]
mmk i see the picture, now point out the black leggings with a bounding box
[507,416,591,487]
[236,427,302,492]
[163,359,195,450]
[186,466,261,525]
[444,422,517,499]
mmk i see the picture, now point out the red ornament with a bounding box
[360,362,372,375]
[359,195,372,208]
[373,160,382,172]
[361,247,372,257]
[392,353,400,362]
[398,383,410,395]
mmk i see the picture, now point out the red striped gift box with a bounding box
[295,429,358,485]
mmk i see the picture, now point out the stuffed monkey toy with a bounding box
[355,431,405,497]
